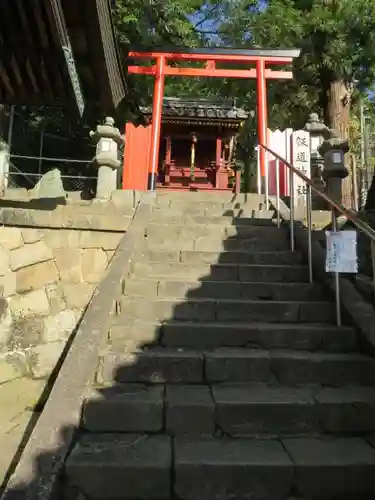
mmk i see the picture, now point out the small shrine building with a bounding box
[123,97,248,192]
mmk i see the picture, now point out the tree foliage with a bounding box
[5,0,375,194]
[203,0,375,132]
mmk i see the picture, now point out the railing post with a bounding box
[331,208,342,326]
[306,184,313,283]
[256,146,261,195]
[289,167,295,251]
[265,148,269,210]
[275,157,281,228]
[262,144,375,318]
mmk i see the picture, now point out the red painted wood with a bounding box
[157,184,232,192]
[123,124,232,192]
[148,56,166,189]
[256,60,267,177]
[127,49,298,191]
[122,123,151,190]
[128,65,293,80]
[216,137,222,166]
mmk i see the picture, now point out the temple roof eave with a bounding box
[162,118,245,129]
[129,46,301,60]
[0,0,127,114]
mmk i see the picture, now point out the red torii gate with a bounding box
[127,47,300,190]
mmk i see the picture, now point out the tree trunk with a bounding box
[324,79,353,208]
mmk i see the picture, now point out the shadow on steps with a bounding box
[3,209,375,500]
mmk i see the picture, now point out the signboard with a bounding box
[62,45,85,117]
[290,130,311,202]
[325,231,358,273]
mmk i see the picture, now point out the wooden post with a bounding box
[148,55,166,190]
[256,59,267,178]
[215,136,227,189]
[216,136,222,166]
[166,136,172,164]
[164,136,172,184]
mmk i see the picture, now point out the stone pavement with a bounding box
[0,378,45,492]
[65,193,375,500]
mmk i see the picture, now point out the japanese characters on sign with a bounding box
[325,231,358,273]
[291,130,311,201]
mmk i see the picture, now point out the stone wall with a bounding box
[0,193,137,385]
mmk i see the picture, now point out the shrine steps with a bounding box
[138,248,302,265]
[131,261,310,282]
[108,320,357,351]
[65,193,375,500]
[118,297,336,323]
[124,278,325,300]
[82,383,375,436]
[153,190,265,204]
[148,211,276,224]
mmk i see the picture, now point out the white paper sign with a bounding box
[291,130,311,202]
[325,231,358,273]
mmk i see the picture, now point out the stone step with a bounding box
[65,434,172,500]
[82,383,375,436]
[137,249,302,265]
[124,278,324,301]
[155,191,266,206]
[118,297,335,323]
[82,385,164,433]
[97,348,375,386]
[65,434,375,500]
[108,321,357,353]
[131,262,308,283]
[145,222,285,241]
[148,212,276,226]
[143,236,290,252]
[212,384,375,437]
[132,261,308,283]
[152,207,270,217]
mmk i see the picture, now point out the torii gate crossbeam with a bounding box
[128,47,300,190]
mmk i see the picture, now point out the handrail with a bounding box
[259,144,375,242]
[258,143,375,326]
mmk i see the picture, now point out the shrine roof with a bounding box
[128,46,301,60]
[0,0,127,114]
[141,97,249,122]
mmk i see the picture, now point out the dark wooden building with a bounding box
[0,0,127,114]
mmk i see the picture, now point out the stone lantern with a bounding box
[318,129,349,203]
[304,113,330,208]
[90,117,123,200]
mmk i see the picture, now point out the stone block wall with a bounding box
[0,194,136,386]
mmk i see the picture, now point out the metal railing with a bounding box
[5,155,96,191]
[258,143,375,326]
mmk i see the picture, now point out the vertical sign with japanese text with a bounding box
[290,130,311,202]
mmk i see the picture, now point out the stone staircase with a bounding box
[65,193,375,500]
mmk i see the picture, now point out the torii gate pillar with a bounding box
[126,48,301,191]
